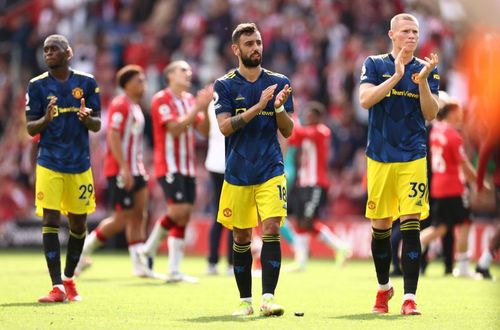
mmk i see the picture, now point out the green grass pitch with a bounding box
[0,250,498,329]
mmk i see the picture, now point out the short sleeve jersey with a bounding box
[288,123,330,189]
[25,69,101,173]
[104,94,146,177]
[429,121,465,198]
[360,54,439,162]
[214,69,294,185]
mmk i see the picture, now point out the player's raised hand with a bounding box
[77,97,92,122]
[44,97,58,123]
[394,46,407,77]
[274,84,292,109]
[258,84,277,110]
[417,52,439,81]
[195,84,214,112]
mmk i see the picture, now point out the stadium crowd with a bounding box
[0,0,494,227]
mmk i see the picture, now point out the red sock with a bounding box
[159,215,174,230]
[94,228,107,243]
[169,224,186,239]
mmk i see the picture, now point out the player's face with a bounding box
[43,41,69,69]
[128,73,146,99]
[390,19,419,52]
[235,32,263,68]
[169,62,192,90]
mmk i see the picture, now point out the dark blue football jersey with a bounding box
[25,69,101,173]
[214,69,294,185]
[360,54,439,162]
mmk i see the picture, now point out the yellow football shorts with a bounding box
[35,164,96,217]
[365,156,429,221]
[217,174,287,230]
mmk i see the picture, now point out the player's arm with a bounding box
[78,98,101,132]
[217,84,277,137]
[26,97,57,136]
[274,84,294,138]
[418,53,440,121]
[108,128,133,191]
[194,85,214,138]
[359,48,406,109]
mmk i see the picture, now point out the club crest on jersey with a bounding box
[411,73,420,84]
[235,108,247,115]
[223,208,232,217]
[37,192,44,200]
[368,200,376,210]
[72,87,84,99]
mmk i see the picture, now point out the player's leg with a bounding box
[141,175,180,258]
[291,187,311,270]
[126,183,150,277]
[218,180,258,315]
[476,226,500,279]
[60,168,97,301]
[398,157,429,315]
[35,165,66,303]
[207,172,225,275]
[390,219,403,276]
[365,158,396,314]
[65,212,87,301]
[257,174,287,316]
[232,227,254,315]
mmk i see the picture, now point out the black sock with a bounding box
[233,241,252,298]
[42,225,62,285]
[261,234,281,295]
[64,230,86,278]
[401,219,421,294]
[371,227,392,286]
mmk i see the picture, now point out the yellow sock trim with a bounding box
[42,226,59,234]
[69,230,86,239]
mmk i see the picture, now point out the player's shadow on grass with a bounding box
[331,313,406,320]
[0,302,60,308]
[181,315,258,323]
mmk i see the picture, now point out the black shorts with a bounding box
[294,186,327,226]
[158,174,196,204]
[107,175,147,210]
[431,196,470,228]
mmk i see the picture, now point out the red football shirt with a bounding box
[430,121,466,198]
[289,123,331,188]
[104,94,146,177]
[151,88,201,178]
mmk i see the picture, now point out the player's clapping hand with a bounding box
[417,52,439,81]
[77,98,92,123]
[44,97,57,123]
[196,84,214,112]
[394,46,407,78]
[274,84,292,109]
[258,84,277,110]
[119,166,134,191]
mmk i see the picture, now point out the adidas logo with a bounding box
[416,200,422,206]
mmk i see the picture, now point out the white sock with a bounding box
[143,221,168,256]
[240,297,252,303]
[81,230,103,257]
[128,243,143,274]
[262,293,274,300]
[168,236,185,275]
[403,293,416,302]
[293,233,310,266]
[317,224,348,251]
[456,252,470,272]
[54,284,66,293]
[378,280,392,291]
[478,249,493,269]
[61,274,73,281]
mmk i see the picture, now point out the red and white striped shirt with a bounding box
[151,88,201,178]
[104,94,146,177]
[289,123,331,188]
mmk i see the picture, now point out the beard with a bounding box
[241,52,262,68]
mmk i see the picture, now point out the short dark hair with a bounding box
[232,23,259,44]
[116,65,143,89]
[436,102,459,120]
[305,101,326,117]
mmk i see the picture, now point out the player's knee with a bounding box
[262,218,281,235]
[233,228,252,244]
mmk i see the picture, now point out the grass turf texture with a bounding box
[1,250,498,329]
